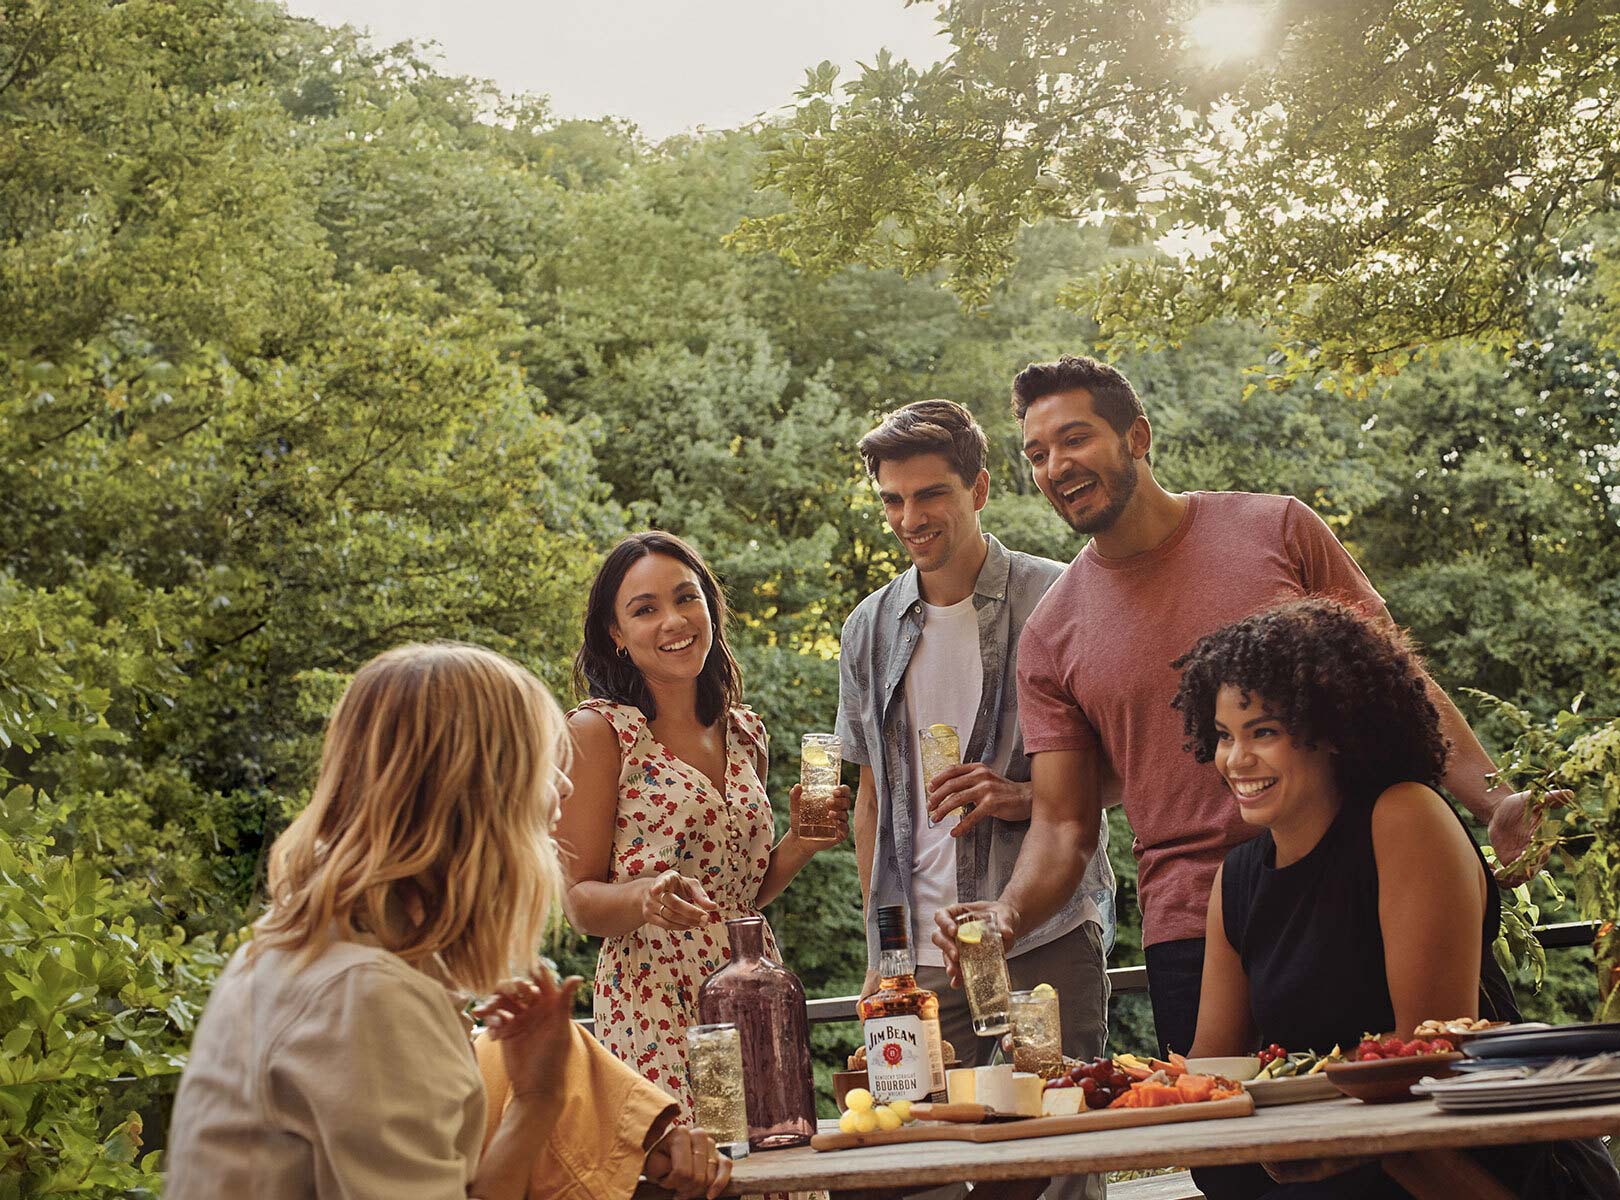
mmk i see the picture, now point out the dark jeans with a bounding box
[1144,938,1276,1200]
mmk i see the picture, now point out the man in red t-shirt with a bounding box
[931,355,1538,1062]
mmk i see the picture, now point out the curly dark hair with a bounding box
[573,531,742,727]
[1170,599,1450,802]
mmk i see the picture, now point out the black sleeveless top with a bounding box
[1221,791,1519,1053]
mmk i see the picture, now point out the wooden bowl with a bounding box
[831,1069,867,1110]
[1323,1053,1463,1103]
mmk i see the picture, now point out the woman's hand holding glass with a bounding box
[641,869,719,931]
[786,782,852,850]
[473,961,584,1100]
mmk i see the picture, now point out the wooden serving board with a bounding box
[810,1092,1254,1151]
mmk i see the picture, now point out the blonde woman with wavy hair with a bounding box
[167,642,731,1200]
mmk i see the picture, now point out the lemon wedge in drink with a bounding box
[957,919,986,945]
[927,722,958,738]
[1031,982,1057,999]
[802,744,831,768]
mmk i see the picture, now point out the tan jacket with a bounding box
[476,1023,679,1200]
[167,941,485,1200]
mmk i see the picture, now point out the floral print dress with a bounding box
[578,698,781,1113]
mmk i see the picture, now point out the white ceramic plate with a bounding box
[1414,1069,1620,1112]
[1184,1056,1262,1081]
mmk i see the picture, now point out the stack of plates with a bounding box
[1462,1022,1620,1062]
[1413,1053,1620,1112]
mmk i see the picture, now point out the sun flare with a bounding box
[1185,2,1274,63]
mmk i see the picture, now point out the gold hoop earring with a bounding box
[615,644,628,659]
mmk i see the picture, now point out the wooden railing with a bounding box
[576,921,1598,1034]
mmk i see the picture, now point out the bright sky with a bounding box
[279,0,952,139]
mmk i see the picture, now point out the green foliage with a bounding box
[1469,691,1620,1017]
[739,1,1620,381]
[4,0,1620,1185]
[0,784,230,1194]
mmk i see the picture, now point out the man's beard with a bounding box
[1062,451,1139,535]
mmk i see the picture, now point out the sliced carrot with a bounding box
[1175,1074,1216,1102]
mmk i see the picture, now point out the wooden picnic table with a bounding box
[637,1096,1620,1199]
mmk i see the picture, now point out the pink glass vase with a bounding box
[697,916,817,1148]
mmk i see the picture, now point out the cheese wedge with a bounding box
[946,1064,1025,1112]
[945,1067,978,1105]
[1041,1086,1087,1116]
[1010,1072,1043,1117]
[974,1064,1017,1113]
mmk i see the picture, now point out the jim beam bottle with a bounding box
[857,905,947,1103]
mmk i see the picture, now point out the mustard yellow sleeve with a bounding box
[475,1024,678,1200]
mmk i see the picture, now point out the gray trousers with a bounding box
[915,921,1109,1200]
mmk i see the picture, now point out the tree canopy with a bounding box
[2,1,1618,1191]
[736,0,1620,383]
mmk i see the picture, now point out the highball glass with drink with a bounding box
[955,918,1011,1036]
[1008,987,1062,1077]
[686,1023,750,1159]
[796,733,841,841]
[919,723,968,827]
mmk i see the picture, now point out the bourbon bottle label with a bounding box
[864,1014,931,1102]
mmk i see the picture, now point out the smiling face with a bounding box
[610,552,714,688]
[1212,684,1340,830]
[1020,388,1144,535]
[874,452,989,576]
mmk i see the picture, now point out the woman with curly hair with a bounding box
[1174,600,1617,1199]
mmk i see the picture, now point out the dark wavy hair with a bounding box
[1170,599,1450,802]
[1010,355,1145,427]
[858,399,989,488]
[1010,354,1151,465]
[572,532,742,727]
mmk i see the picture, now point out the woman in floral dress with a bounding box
[557,531,850,1111]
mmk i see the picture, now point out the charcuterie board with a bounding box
[809,1093,1254,1151]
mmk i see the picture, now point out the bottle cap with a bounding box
[876,905,910,950]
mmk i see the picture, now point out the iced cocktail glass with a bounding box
[919,723,966,827]
[796,733,841,841]
[1008,988,1062,1077]
[957,918,1011,1036]
[686,1023,750,1159]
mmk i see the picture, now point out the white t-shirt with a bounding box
[902,595,983,967]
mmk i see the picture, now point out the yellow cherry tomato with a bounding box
[888,1098,913,1124]
[852,1109,879,1133]
[874,1105,902,1130]
[844,1086,874,1112]
[839,1110,859,1133]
